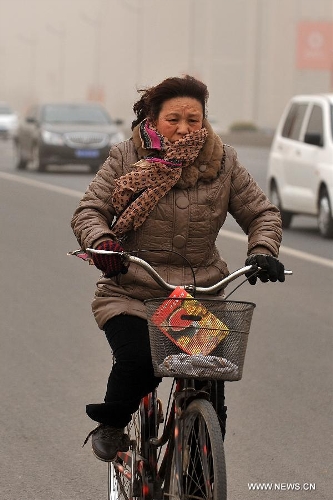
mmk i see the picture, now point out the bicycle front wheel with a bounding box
[164,398,227,500]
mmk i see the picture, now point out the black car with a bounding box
[14,102,125,172]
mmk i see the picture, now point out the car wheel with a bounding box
[270,181,293,228]
[15,142,28,170]
[318,188,333,239]
[32,144,47,172]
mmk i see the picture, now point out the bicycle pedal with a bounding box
[157,398,164,423]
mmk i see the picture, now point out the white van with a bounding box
[267,94,333,238]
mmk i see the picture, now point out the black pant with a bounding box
[86,315,161,428]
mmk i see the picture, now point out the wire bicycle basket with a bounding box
[145,298,256,381]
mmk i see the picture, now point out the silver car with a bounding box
[0,102,18,139]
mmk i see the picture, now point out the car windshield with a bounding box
[0,105,13,115]
[42,104,111,124]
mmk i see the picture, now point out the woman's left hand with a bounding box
[245,254,285,285]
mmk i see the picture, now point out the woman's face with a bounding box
[153,97,203,142]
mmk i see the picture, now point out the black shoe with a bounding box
[83,424,130,462]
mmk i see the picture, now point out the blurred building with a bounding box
[0,0,332,133]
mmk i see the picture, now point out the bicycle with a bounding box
[80,248,291,500]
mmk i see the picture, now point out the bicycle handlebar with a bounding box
[86,248,292,294]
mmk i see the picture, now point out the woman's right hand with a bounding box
[91,240,128,277]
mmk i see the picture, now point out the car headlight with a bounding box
[109,131,125,146]
[42,130,65,146]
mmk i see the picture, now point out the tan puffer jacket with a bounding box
[71,122,282,329]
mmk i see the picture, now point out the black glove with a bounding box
[91,240,128,278]
[245,254,285,285]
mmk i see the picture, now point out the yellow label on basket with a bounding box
[151,287,229,356]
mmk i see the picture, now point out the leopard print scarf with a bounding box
[111,120,208,237]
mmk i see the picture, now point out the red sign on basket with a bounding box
[151,287,229,356]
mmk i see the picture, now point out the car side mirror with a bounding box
[304,132,323,147]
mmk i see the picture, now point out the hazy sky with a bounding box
[1,0,331,130]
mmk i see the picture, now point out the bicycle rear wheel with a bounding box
[164,398,226,499]
[108,461,131,500]
[107,391,159,499]
[107,409,142,500]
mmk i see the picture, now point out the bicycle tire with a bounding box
[163,398,227,499]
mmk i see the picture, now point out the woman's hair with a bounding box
[131,75,209,130]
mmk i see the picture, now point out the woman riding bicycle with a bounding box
[71,74,285,462]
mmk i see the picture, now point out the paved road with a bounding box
[0,140,332,499]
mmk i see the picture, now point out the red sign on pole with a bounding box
[296,22,333,70]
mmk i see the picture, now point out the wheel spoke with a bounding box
[184,415,213,498]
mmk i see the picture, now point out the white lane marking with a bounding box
[219,230,333,268]
[0,171,83,198]
[2,171,332,269]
